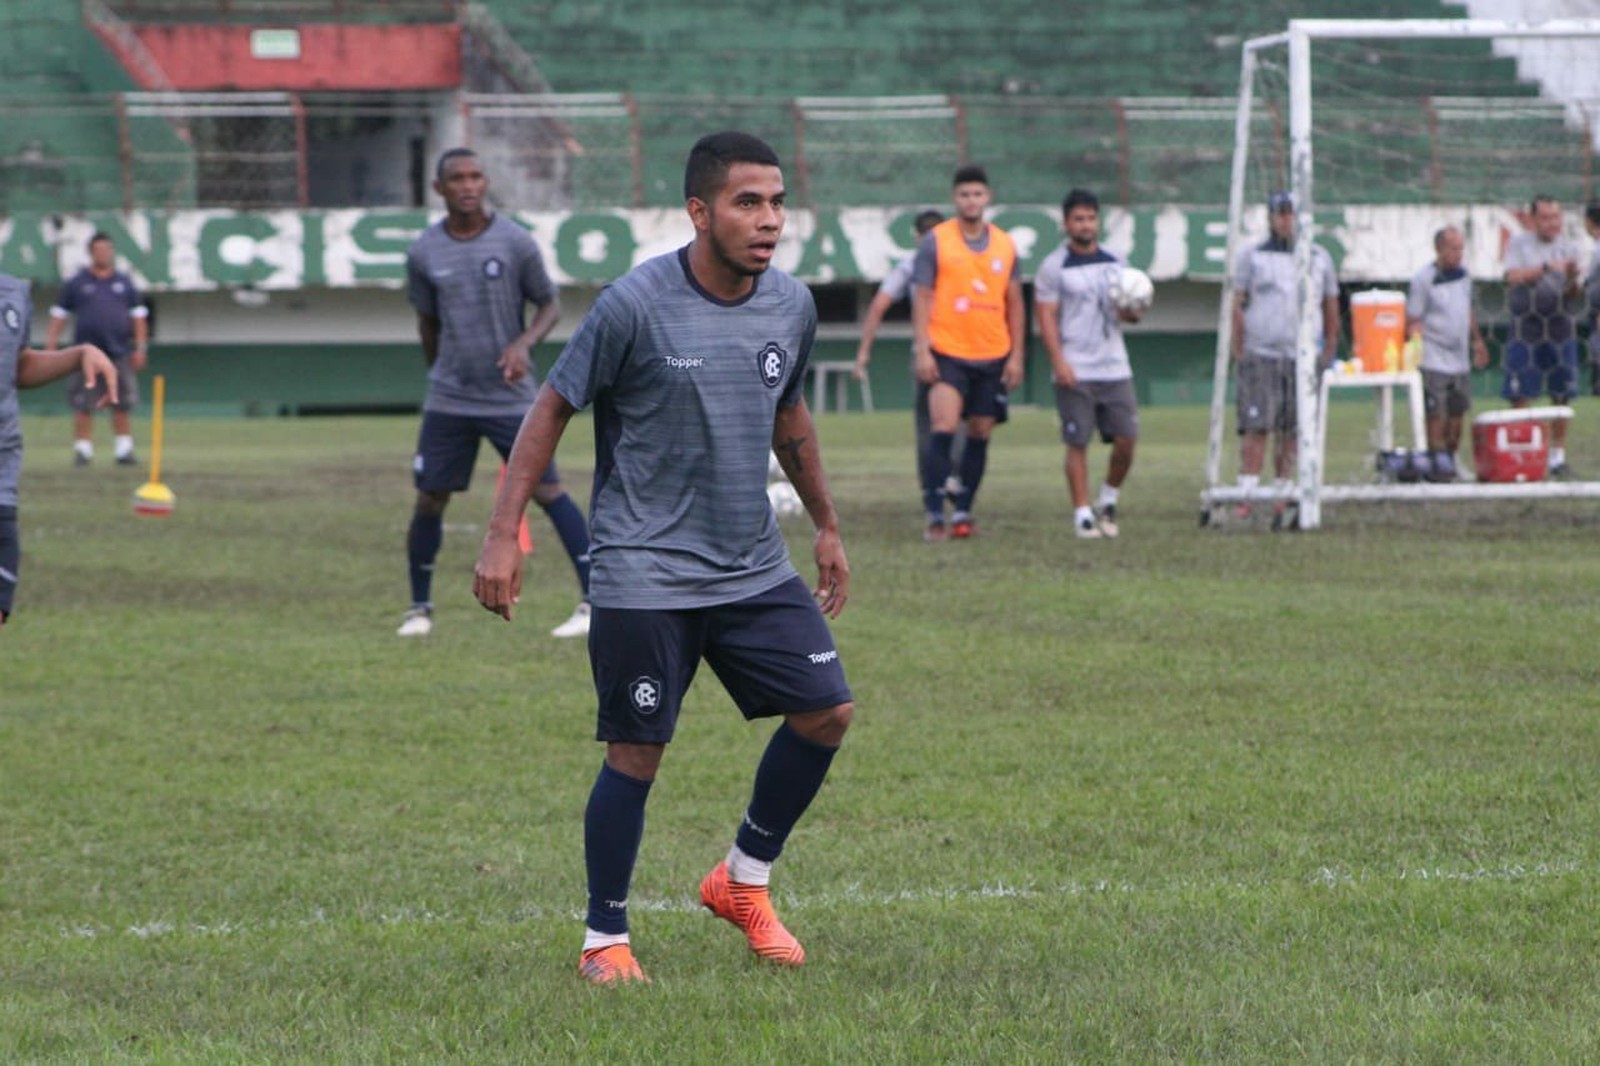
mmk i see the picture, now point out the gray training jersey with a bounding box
[1406,263,1474,374]
[1235,238,1338,360]
[878,255,915,303]
[405,214,557,417]
[0,275,31,508]
[545,247,815,610]
[1033,245,1131,382]
[1503,230,1583,338]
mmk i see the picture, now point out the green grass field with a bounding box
[5,404,1600,1062]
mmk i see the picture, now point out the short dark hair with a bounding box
[952,164,988,187]
[913,209,944,235]
[88,231,112,249]
[683,131,781,202]
[1530,194,1559,213]
[1586,202,1600,227]
[435,147,479,181]
[1061,188,1099,216]
[1433,225,1461,250]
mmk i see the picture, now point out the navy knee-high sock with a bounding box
[584,762,653,935]
[536,492,592,598]
[954,437,990,515]
[0,505,18,622]
[406,511,443,607]
[924,431,956,518]
[734,723,839,863]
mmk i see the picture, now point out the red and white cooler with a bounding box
[1471,406,1572,483]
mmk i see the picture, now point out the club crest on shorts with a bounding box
[483,257,503,279]
[758,341,787,388]
[630,676,661,716]
[1,305,18,332]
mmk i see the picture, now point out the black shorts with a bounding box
[589,574,853,744]
[412,410,560,494]
[932,353,1009,421]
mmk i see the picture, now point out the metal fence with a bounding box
[2,91,1595,213]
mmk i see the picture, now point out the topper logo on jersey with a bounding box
[483,257,503,279]
[2,305,19,332]
[630,676,661,716]
[758,341,787,388]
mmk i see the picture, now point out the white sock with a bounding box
[1238,474,1259,492]
[1074,505,1095,527]
[1551,447,1566,465]
[726,844,772,887]
[583,928,630,952]
[115,435,134,458]
[1097,484,1120,509]
[1273,478,1292,495]
[74,440,93,458]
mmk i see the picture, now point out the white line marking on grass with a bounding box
[55,862,1588,941]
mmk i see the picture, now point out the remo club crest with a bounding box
[757,341,787,388]
[1,304,19,333]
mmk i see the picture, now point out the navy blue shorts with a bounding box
[1502,340,1578,403]
[589,574,853,744]
[413,410,560,494]
[932,353,1009,421]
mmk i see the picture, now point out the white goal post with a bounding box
[1201,19,1600,530]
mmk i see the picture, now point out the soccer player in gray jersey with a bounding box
[1230,191,1339,521]
[1502,195,1584,475]
[474,132,853,986]
[0,272,118,629]
[853,209,962,495]
[1405,226,1489,481]
[399,148,592,639]
[1035,188,1142,539]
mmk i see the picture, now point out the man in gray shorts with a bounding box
[1034,188,1141,539]
[45,232,148,467]
[1406,226,1489,481]
[1231,191,1340,520]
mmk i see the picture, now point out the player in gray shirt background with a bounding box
[398,148,591,639]
[1035,188,1142,539]
[853,209,962,497]
[473,132,853,986]
[1230,191,1340,520]
[1405,226,1488,481]
[0,272,118,629]
[1502,195,1584,476]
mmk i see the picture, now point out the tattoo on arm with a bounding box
[777,434,807,475]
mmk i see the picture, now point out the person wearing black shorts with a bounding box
[910,164,1024,541]
[474,132,853,985]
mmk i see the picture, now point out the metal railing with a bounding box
[1,90,1594,213]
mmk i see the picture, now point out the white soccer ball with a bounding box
[1111,266,1154,311]
[767,480,805,518]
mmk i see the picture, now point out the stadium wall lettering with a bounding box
[1,206,1584,291]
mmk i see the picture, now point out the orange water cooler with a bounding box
[1349,290,1407,372]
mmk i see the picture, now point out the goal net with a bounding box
[1201,19,1600,530]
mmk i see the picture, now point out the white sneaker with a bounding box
[551,601,592,639]
[1097,504,1119,539]
[1074,516,1103,540]
[397,606,433,637]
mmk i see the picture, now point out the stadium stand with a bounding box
[0,0,1582,212]
[481,0,1550,206]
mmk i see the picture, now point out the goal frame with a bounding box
[1201,18,1600,530]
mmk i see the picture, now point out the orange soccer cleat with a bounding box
[699,861,805,966]
[578,943,650,985]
